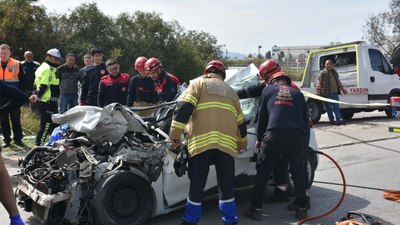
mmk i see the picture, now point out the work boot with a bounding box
[288,196,310,211]
[14,141,25,147]
[296,207,307,220]
[265,187,289,203]
[243,205,262,221]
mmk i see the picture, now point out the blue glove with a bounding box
[10,215,25,225]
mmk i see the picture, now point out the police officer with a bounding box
[169,60,247,225]
[0,81,28,225]
[0,44,25,147]
[97,59,130,107]
[30,48,62,146]
[127,56,158,116]
[80,47,107,106]
[144,57,179,102]
[243,71,310,220]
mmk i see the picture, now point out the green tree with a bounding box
[363,0,400,53]
[0,0,53,60]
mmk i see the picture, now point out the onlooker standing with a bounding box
[0,44,25,147]
[169,60,247,225]
[243,72,310,221]
[30,48,62,146]
[144,57,179,102]
[316,59,348,125]
[57,53,79,113]
[0,81,28,225]
[80,47,107,106]
[97,59,130,107]
[127,56,158,116]
[20,51,40,96]
[77,54,93,99]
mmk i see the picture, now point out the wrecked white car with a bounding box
[16,65,318,225]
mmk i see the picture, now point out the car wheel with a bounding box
[307,100,322,124]
[93,171,153,225]
[287,151,317,196]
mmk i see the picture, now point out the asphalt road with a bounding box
[1,111,399,225]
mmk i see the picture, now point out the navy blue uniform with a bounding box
[154,70,177,102]
[126,75,158,106]
[97,73,130,107]
[250,83,309,209]
[80,63,107,106]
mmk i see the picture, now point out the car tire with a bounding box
[287,151,317,196]
[307,100,322,124]
[93,171,153,225]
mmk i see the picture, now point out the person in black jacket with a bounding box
[80,47,107,106]
[0,81,27,225]
[57,53,79,113]
[243,72,310,221]
[20,51,40,96]
[97,59,130,107]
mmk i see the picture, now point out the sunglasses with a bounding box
[108,66,119,71]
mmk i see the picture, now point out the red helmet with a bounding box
[258,60,281,81]
[204,60,226,78]
[135,56,148,70]
[268,71,291,85]
[144,57,162,73]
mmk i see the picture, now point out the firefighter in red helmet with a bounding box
[144,57,180,102]
[170,60,247,225]
[127,56,158,116]
[243,69,310,220]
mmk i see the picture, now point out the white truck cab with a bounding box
[301,41,400,123]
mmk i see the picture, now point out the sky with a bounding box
[38,0,392,55]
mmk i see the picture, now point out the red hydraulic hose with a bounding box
[297,150,347,225]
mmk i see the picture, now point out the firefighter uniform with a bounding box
[154,70,178,102]
[250,82,309,212]
[0,58,24,146]
[169,73,247,225]
[97,72,130,107]
[34,60,60,146]
[126,75,158,116]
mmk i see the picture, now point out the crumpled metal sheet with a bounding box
[52,103,147,144]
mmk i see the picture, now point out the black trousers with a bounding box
[251,131,307,208]
[36,102,58,146]
[188,149,235,203]
[1,108,23,143]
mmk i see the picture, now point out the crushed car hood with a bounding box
[52,103,147,144]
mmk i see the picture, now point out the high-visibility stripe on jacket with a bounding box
[170,73,247,157]
[0,58,20,84]
[35,62,60,103]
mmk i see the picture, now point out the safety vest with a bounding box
[0,58,20,84]
[35,62,59,103]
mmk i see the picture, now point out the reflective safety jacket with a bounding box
[34,61,60,103]
[0,58,21,85]
[169,73,247,157]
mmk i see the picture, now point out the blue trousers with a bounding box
[59,93,78,113]
[323,93,342,123]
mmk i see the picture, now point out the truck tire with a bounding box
[93,171,153,225]
[341,112,354,120]
[307,100,322,124]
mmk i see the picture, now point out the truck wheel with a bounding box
[93,171,153,225]
[287,151,317,196]
[307,100,322,124]
[342,112,354,120]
